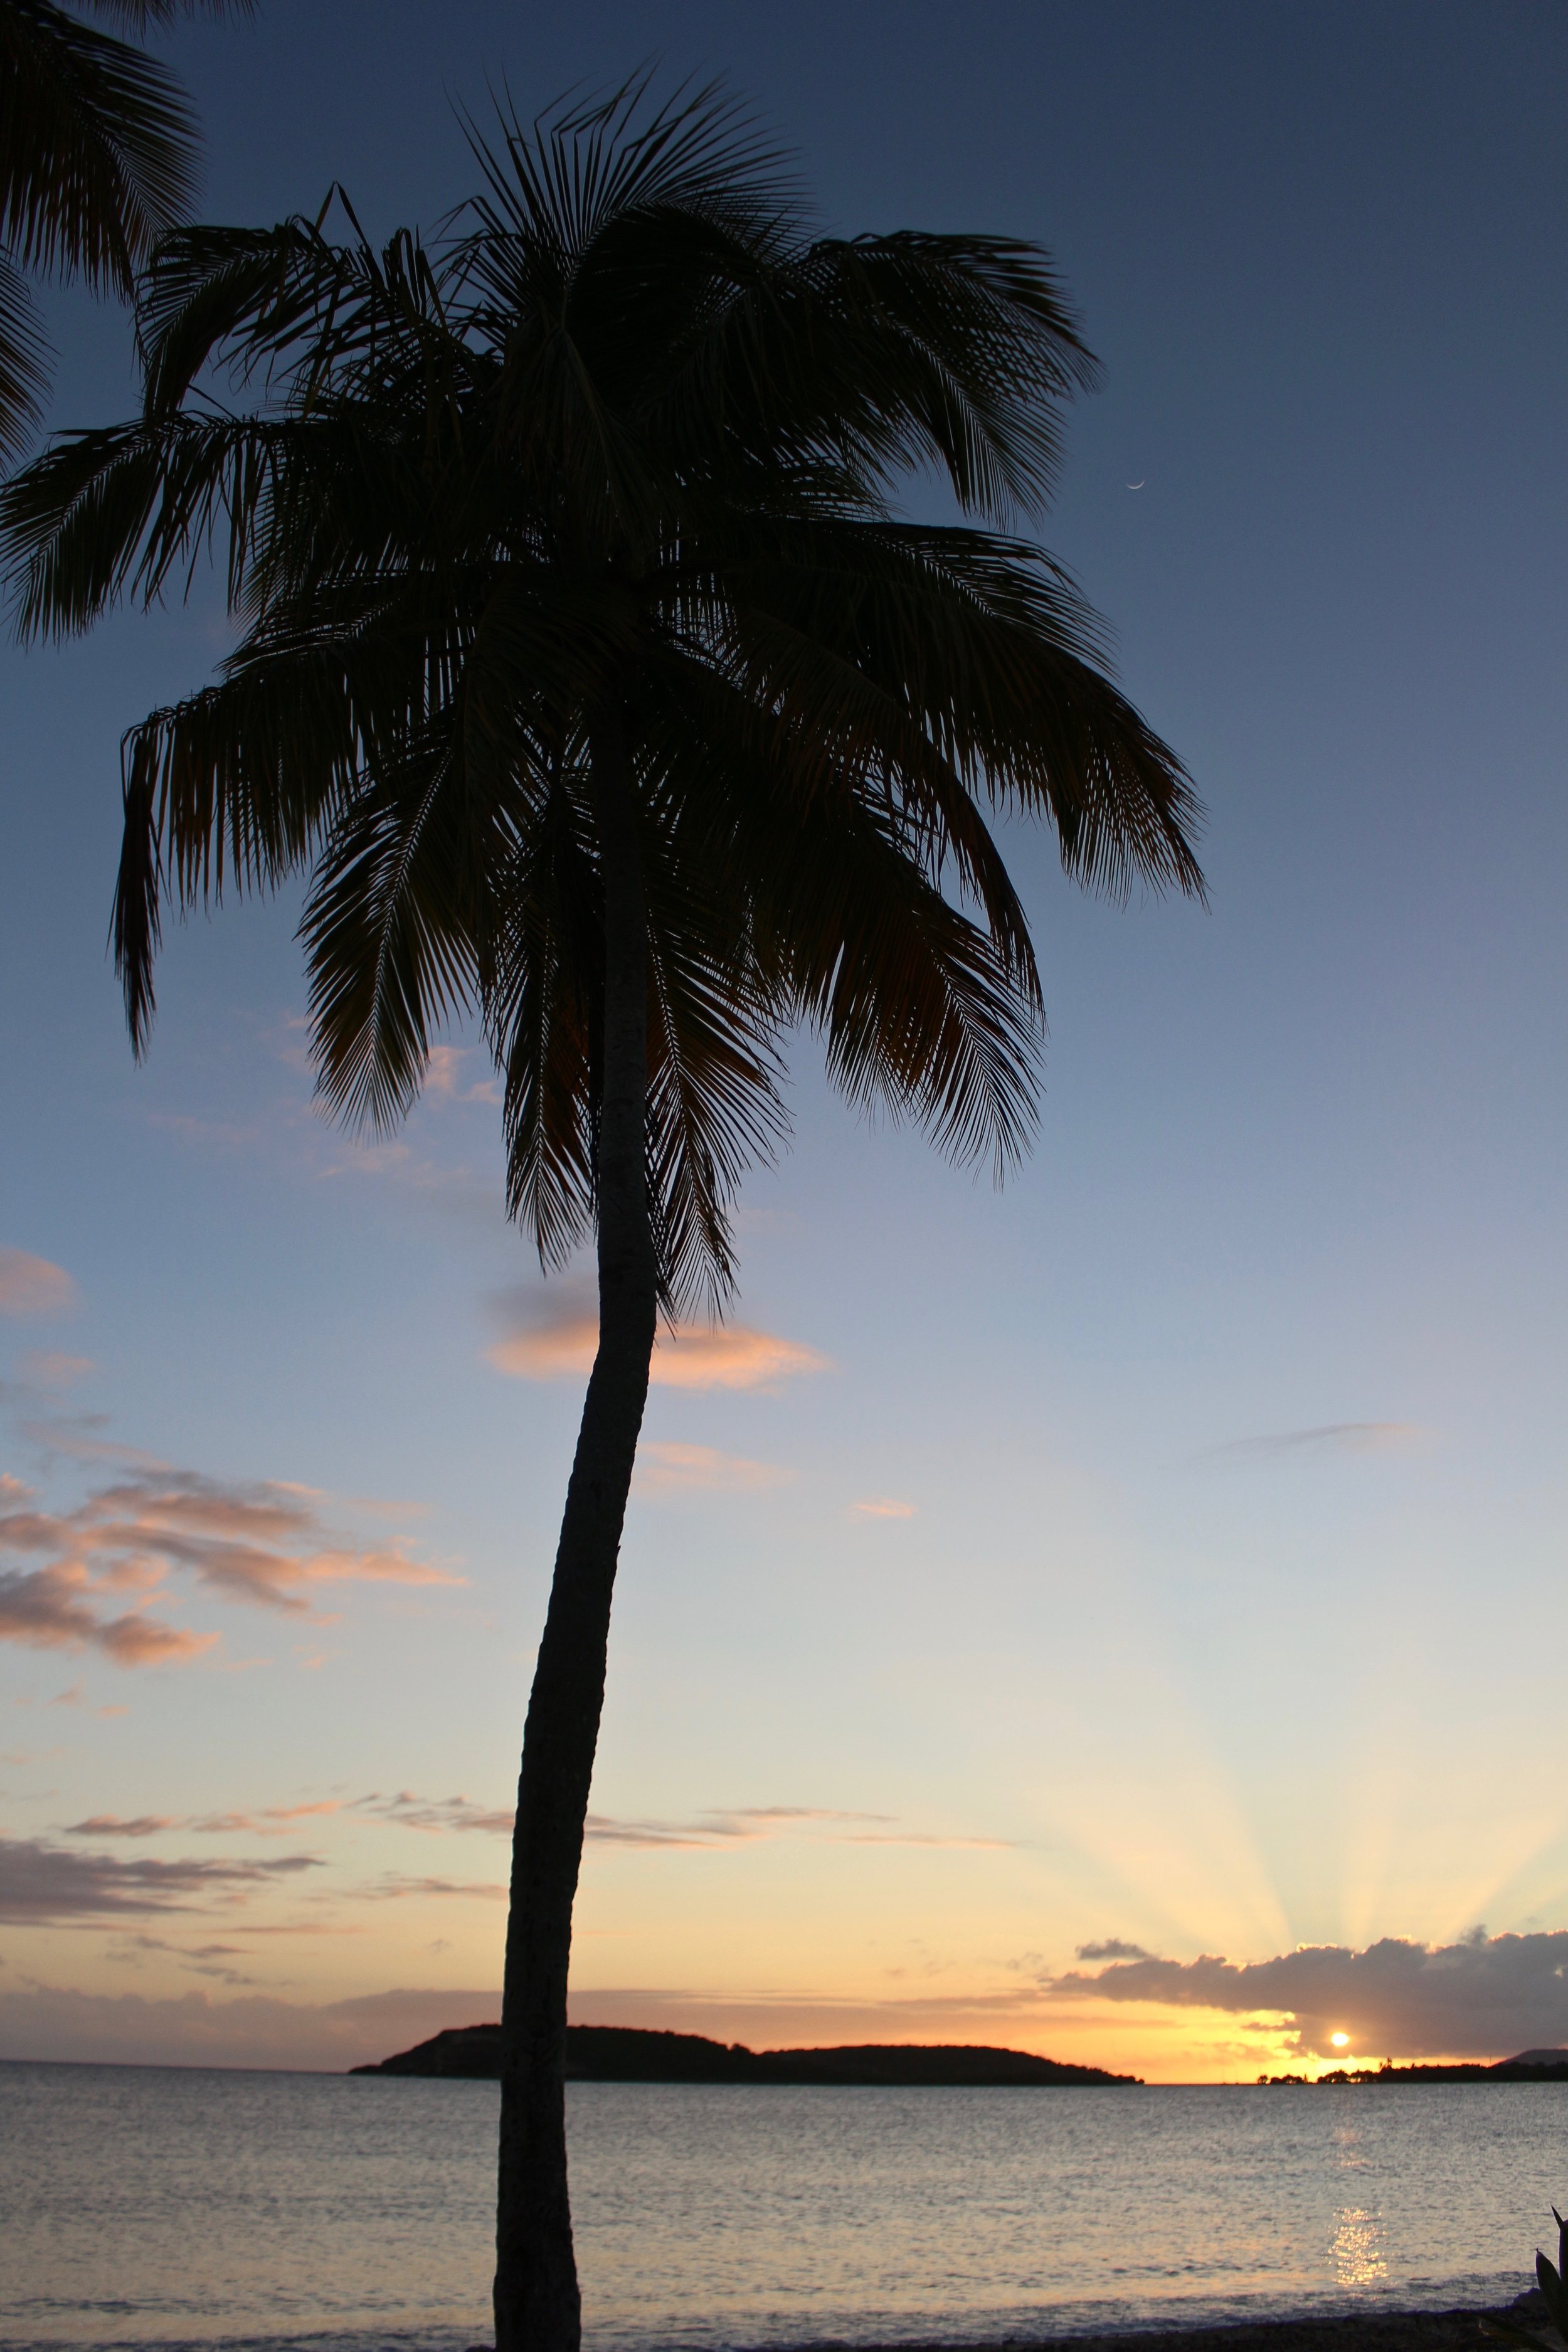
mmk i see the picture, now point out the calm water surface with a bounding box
[3,2062,1564,2352]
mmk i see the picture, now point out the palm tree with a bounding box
[0,0,249,458]
[0,82,1203,2352]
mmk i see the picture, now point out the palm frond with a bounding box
[84,1,253,26]
[0,248,50,459]
[0,0,200,290]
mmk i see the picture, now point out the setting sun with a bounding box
[1331,2033,1351,2048]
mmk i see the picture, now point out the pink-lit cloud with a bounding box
[0,1249,76,1316]
[353,1873,507,1902]
[342,1790,1005,1854]
[637,1443,790,1495]
[46,1681,128,1717]
[355,1791,515,1834]
[19,1354,94,1391]
[849,1497,916,1520]
[66,1815,181,1838]
[0,1465,461,1661]
[65,1802,342,1839]
[487,1293,829,1391]
[583,1806,1010,1853]
[0,1564,215,1664]
[423,1045,502,1105]
[20,1419,161,1465]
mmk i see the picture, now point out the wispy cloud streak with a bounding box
[1202,1422,1421,1459]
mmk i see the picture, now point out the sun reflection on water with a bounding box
[1333,2205,1389,2287]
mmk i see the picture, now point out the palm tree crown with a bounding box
[1,77,1201,1306]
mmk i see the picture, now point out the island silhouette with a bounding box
[351,2024,1142,2085]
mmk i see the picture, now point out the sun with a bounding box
[1330,2033,1350,2049]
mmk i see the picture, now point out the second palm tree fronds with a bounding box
[0,0,250,457]
[0,78,1204,2352]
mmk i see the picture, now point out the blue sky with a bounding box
[3,0,1567,2079]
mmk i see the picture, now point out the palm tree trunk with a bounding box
[493,712,657,2352]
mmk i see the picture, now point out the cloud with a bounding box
[0,1466,462,1661]
[583,1804,1007,1852]
[637,1443,790,1495]
[1206,1422,1422,1459]
[0,1250,76,1317]
[354,1873,507,1902]
[19,1354,93,1391]
[20,1419,161,1466]
[849,1497,916,1520]
[0,1250,77,1318]
[46,1682,127,1717]
[1075,1939,1156,1962]
[487,1293,829,1391]
[0,1566,215,1665]
[584,1805,888,1851]
[0,1834,325,1924]
[645,1326,830,1391]
[66,1816,181,1838]
[423,1045,501,1106]
[1051,1930,1568,2060]
[65,1802,342,1840]
[354,1791,514,1835]
[333,1789,1007,1855]
[0,1981,506,2071]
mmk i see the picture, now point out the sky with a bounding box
[2,0,1567,2085]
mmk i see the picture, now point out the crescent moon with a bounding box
[1126,479,1145,489]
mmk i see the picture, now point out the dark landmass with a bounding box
[351,2022,1141,2084]
[1261,2050,1568,2085]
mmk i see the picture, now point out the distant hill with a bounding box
[351,2023,1142,2085]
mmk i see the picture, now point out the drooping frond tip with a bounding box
[114,728,163,1057]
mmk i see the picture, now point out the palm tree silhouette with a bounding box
[1,79,1204,2352]
[0,1,249,458]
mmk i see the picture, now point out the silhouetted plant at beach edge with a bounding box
[0,77,1203,2352]
[1481,2209,1568,2352]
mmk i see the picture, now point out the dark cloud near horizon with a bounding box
[1076,1939,1156,1962]
[0,1835,324,1924]
[1054,1931,1568,2059]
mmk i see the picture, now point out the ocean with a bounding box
[3,2062,1564,2352]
